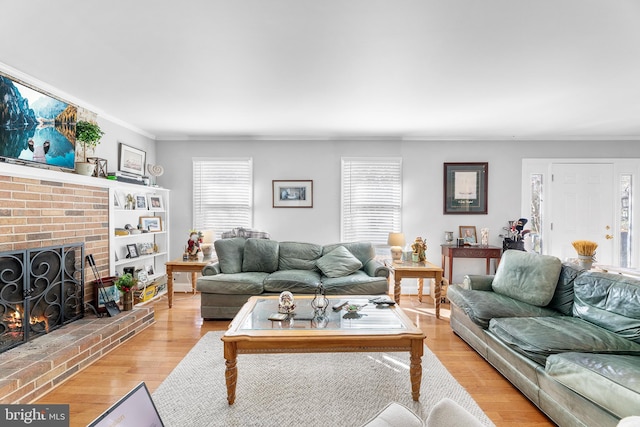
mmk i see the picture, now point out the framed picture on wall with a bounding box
[118,143,146,176]
[272,180,313,208]
[443,162,488,214]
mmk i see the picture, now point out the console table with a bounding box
[440,244,502,284]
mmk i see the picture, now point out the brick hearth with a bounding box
[0,307,154,404]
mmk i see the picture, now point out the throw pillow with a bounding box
[491,250,562,306]
[242,238,279,272]
[316,246,363,278]
[214,237,246,274]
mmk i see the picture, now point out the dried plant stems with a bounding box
[572,240,598,256]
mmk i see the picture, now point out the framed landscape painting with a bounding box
[272,180,313,208]
[443,162,488,214]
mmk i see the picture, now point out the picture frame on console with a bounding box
[118,143,146,176]
[459,226,477,245]
[272,180,313,208]
[443,162,488,214]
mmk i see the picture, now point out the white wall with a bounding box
[157,139,640,283]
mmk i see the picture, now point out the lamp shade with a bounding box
[387,233,406,247]
[202,229,215,243]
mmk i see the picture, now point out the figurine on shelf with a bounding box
[187,230,202,260]
[411,237,427,262]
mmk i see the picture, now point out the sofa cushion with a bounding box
[447,285,562,329]
[488,316,640,365]
[546,352,640,419]
[263,269,322,293]
[214,237,246,274]
[547,262,584,315]
[316,246,363,278]
[322,270,389,295]
[491,250,562,307]
[573,271,640,344]
[242,238,279,273]
[278,242,323,270]
[323,242,374,267]
[196,272,267,294]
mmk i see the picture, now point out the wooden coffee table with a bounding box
[221,295,426,405]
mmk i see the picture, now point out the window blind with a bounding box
[341,157,402,245]
[193,158,253,238]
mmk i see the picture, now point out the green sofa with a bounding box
[448,250,640,427]
[196,238,390,319]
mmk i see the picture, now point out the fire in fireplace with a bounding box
[0,244,85,353]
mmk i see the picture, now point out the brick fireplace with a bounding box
[0,167,155,403]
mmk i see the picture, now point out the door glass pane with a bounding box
[621,175,632,267]
[529,174,543,253]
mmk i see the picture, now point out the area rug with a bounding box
[152,331,494,426]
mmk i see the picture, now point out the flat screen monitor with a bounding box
[0,75,77,170]
[87,382,164,427]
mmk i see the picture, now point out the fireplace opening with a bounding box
[0,244,85,353]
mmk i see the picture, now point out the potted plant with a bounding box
[75,120,104,175]
[114,273,137,310]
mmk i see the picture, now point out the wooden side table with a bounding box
[440,244,502,284]
[165,257,214,308]
[388,260,444,318]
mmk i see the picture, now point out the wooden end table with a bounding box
[388,260,444,318]
[165,257,214,308]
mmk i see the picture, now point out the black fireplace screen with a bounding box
[0,244,84,353]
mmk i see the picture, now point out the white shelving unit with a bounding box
[109,183,170,302]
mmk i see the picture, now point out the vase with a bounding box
[577,255,593,270]
[121,291,134,311]
[75,161,95,176]
[411,253,419,262]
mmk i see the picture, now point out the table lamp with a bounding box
[201,229,215,258]
[387,232,405,262]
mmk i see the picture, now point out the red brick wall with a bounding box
[0,174,110,305]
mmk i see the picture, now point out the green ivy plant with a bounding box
[76,120,104,161]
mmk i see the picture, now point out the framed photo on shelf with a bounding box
[134,194,148,210]
[137,242,154,256]
[113,192,123,209]
[126,244,139,258]
[147,194,163,211]
[118,143,146,176]
[443,162,488,214]
[145,264,155,276]
[272,180,313,208]
[140,216,162,232]
[459,226,477,245]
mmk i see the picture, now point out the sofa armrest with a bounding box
[202,262,221,276]
[364,259,390,278]
[462,274,494,291]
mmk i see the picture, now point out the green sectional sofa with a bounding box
[448,250,640,427]
[196,238,390,319]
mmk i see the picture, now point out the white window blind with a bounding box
[341,157,402,244]
[193,158,253,238]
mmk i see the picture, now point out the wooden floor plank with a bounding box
[36,293,555,427]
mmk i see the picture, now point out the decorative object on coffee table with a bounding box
[311,284,329,312]
[278,291,296,314]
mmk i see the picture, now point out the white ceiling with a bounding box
[2,0,640,140]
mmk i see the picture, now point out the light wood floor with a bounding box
[36,293,555,427]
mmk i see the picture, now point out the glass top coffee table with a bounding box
[221,295,426,405]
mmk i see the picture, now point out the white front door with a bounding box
[549,163,615,264]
